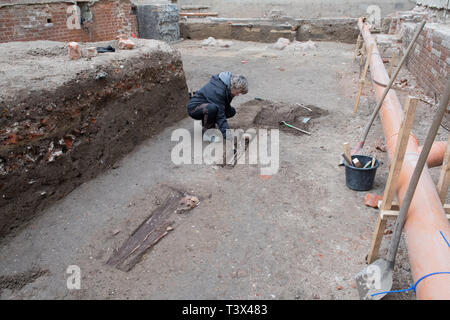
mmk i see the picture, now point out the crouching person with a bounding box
[187,72,248,142]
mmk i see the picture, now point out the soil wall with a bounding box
[0,39,189,237]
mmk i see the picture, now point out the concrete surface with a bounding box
[1,39,446,300]
[415,0,450,9]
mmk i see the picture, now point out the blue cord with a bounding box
[441,231,450,248]
[370,230,450,297]
[371,272,450,297]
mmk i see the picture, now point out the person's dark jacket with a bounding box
[188,73,235,137]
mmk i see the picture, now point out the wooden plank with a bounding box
[389,202,400,211]
[353,44,374,113]
[181,5,211,10]
[381,209,450,220]
[391,201,450,214]
[380,209,402,219]
[366,96,418,263]
[380,96,418,211]
[106,190,198,272]
[437,137,450,204]
[367,215,387,263]
[179,12,219,17]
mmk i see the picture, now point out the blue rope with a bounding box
[441,231,450,248]
[370,272,450,297]
[370,230,450,297]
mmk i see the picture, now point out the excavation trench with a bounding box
[223,99,327,168]
[0,37,423,300]
[229,99,327,134]
[0,39,189,237]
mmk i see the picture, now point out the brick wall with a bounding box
[404,22,450,98]
[0,0,138,43]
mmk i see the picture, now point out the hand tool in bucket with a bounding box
[355,77,450,300]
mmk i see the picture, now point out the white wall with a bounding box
[415,0,450,9]
[177,0,415,18]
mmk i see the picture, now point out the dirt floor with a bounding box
[0,39,447,300]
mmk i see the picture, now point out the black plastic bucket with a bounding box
[344,155,380,191]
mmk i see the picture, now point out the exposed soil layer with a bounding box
[228,99,327,135]
[180,18,359,43]
[0,40,189,238]
[252,100,327,135]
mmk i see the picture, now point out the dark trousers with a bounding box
[188,103,236,131]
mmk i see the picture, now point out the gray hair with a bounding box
[230,75,248,94]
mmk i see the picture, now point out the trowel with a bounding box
[279,121,311,135]
[355,77,450,300]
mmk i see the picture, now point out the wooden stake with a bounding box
[353,34,362,62]
[367,96,418,264]
[366,216,387,264]
[360,43,366,67]
[387,49,397,77]
[343,142,352,165]
[380,97,418,211]
[354,43,374,113]
[437,135,450,204]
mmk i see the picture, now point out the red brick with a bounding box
[0,0,137,43]
[364,194,383,208]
